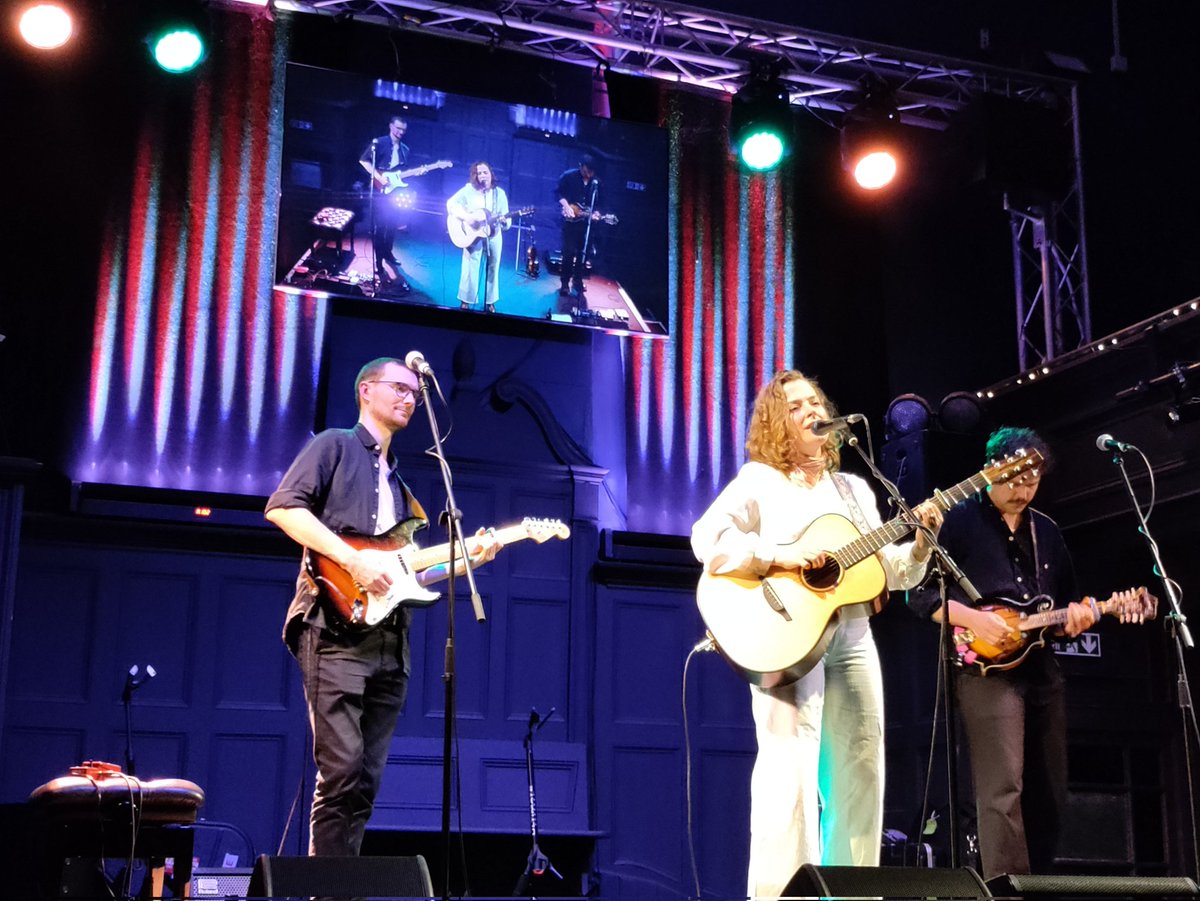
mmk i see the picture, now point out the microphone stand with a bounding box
[122,668,139,777]
[121,664,155,776]
[480,190,493,308]
[1106,445,1192,649]
[415,368,486,901]
[578,179,598,296]
[844,433,983,869]
[369,141,381,294]
[1104,443,1198,875]
[513,708,562,898]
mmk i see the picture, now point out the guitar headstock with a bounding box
[984,448,1045,486]
[1113,586,1159,622]
[521,517,571,543]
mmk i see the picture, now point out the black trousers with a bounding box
[955,651,1068,879]
[370,197,403,268]
[559,223,588,290]
[297,624,410,856]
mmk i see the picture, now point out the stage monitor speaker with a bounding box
[783,864,991,899]
[987,872,1200,898]
[247,854,434,899]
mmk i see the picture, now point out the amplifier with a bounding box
[190,867,253,898]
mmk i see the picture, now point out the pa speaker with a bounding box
[783,864,990,899]
[987,872,1200,898]
[247,854,434,899]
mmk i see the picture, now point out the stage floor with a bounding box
[280,212,664,335]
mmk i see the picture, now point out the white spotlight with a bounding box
[19,3,73,50]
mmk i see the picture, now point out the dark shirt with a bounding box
[266,422,423,653]
[361,135,409,172]
[555,167,600,217]
[909,493,1078,622]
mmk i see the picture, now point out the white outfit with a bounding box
[446,183,509,307]
[690,462,928,900]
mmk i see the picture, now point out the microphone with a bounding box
[810,414,866,437]
[404,350,433,378]
[1096,433,1133,453]
[527,706,555,734]
[122,664,157,702]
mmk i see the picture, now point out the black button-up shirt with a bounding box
[909,493,1078,621]
[266,422,424,653]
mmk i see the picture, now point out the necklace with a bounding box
[788,456,825,487]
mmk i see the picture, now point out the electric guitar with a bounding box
[696,450,1043,688]
[305,517,570,630]
[952,587,1157,674]
[374,160,454,193]
[562,203,619,226]
[447,206,535,249]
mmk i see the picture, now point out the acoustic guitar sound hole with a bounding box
[803,558,841,591]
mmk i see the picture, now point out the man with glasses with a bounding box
[266,356,500,856]
[910,427,1108,879]
[554,153,602,299]
[360,116,413,293]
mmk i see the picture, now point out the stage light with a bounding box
[851,150,898,190]
[146,3,209,73]
[150,27,204,72]
[885,394,932,439]
[18,3,73,50]
[841,79,903,191]
[938,391,984,434]
[390,189,416,210]
[730,60,794,172]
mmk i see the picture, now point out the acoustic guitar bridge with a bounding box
[761,581,792,621]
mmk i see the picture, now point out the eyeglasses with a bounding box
[366,380,422,405]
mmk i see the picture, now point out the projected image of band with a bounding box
[275,63,669,336]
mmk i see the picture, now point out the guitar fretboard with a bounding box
[404,519,568,571]
[1016,597,1123,631]
[830,471,995,569]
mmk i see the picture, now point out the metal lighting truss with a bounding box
[258,0,1092,362]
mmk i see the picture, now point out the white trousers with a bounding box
[457,234,502,306]
[746,616,885,900]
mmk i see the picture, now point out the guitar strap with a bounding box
[399,480,429,534]
[1027,510,1043,594]
[831,472,873,537]
[831,473,886,619]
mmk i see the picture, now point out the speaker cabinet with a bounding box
[191,866,253,897]
[247,854,434,899]
[783,864,990,899]
[986,872,1200,898]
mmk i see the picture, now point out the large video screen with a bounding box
[275,63,669,337]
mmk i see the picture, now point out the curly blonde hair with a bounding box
[745,370,842,474]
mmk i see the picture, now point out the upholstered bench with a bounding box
[30,762,204,899]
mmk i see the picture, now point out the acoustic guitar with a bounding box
[696,450,1043,687]
[305,517,570,630]
[447,206,535,249]
[952,587,1157,674]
